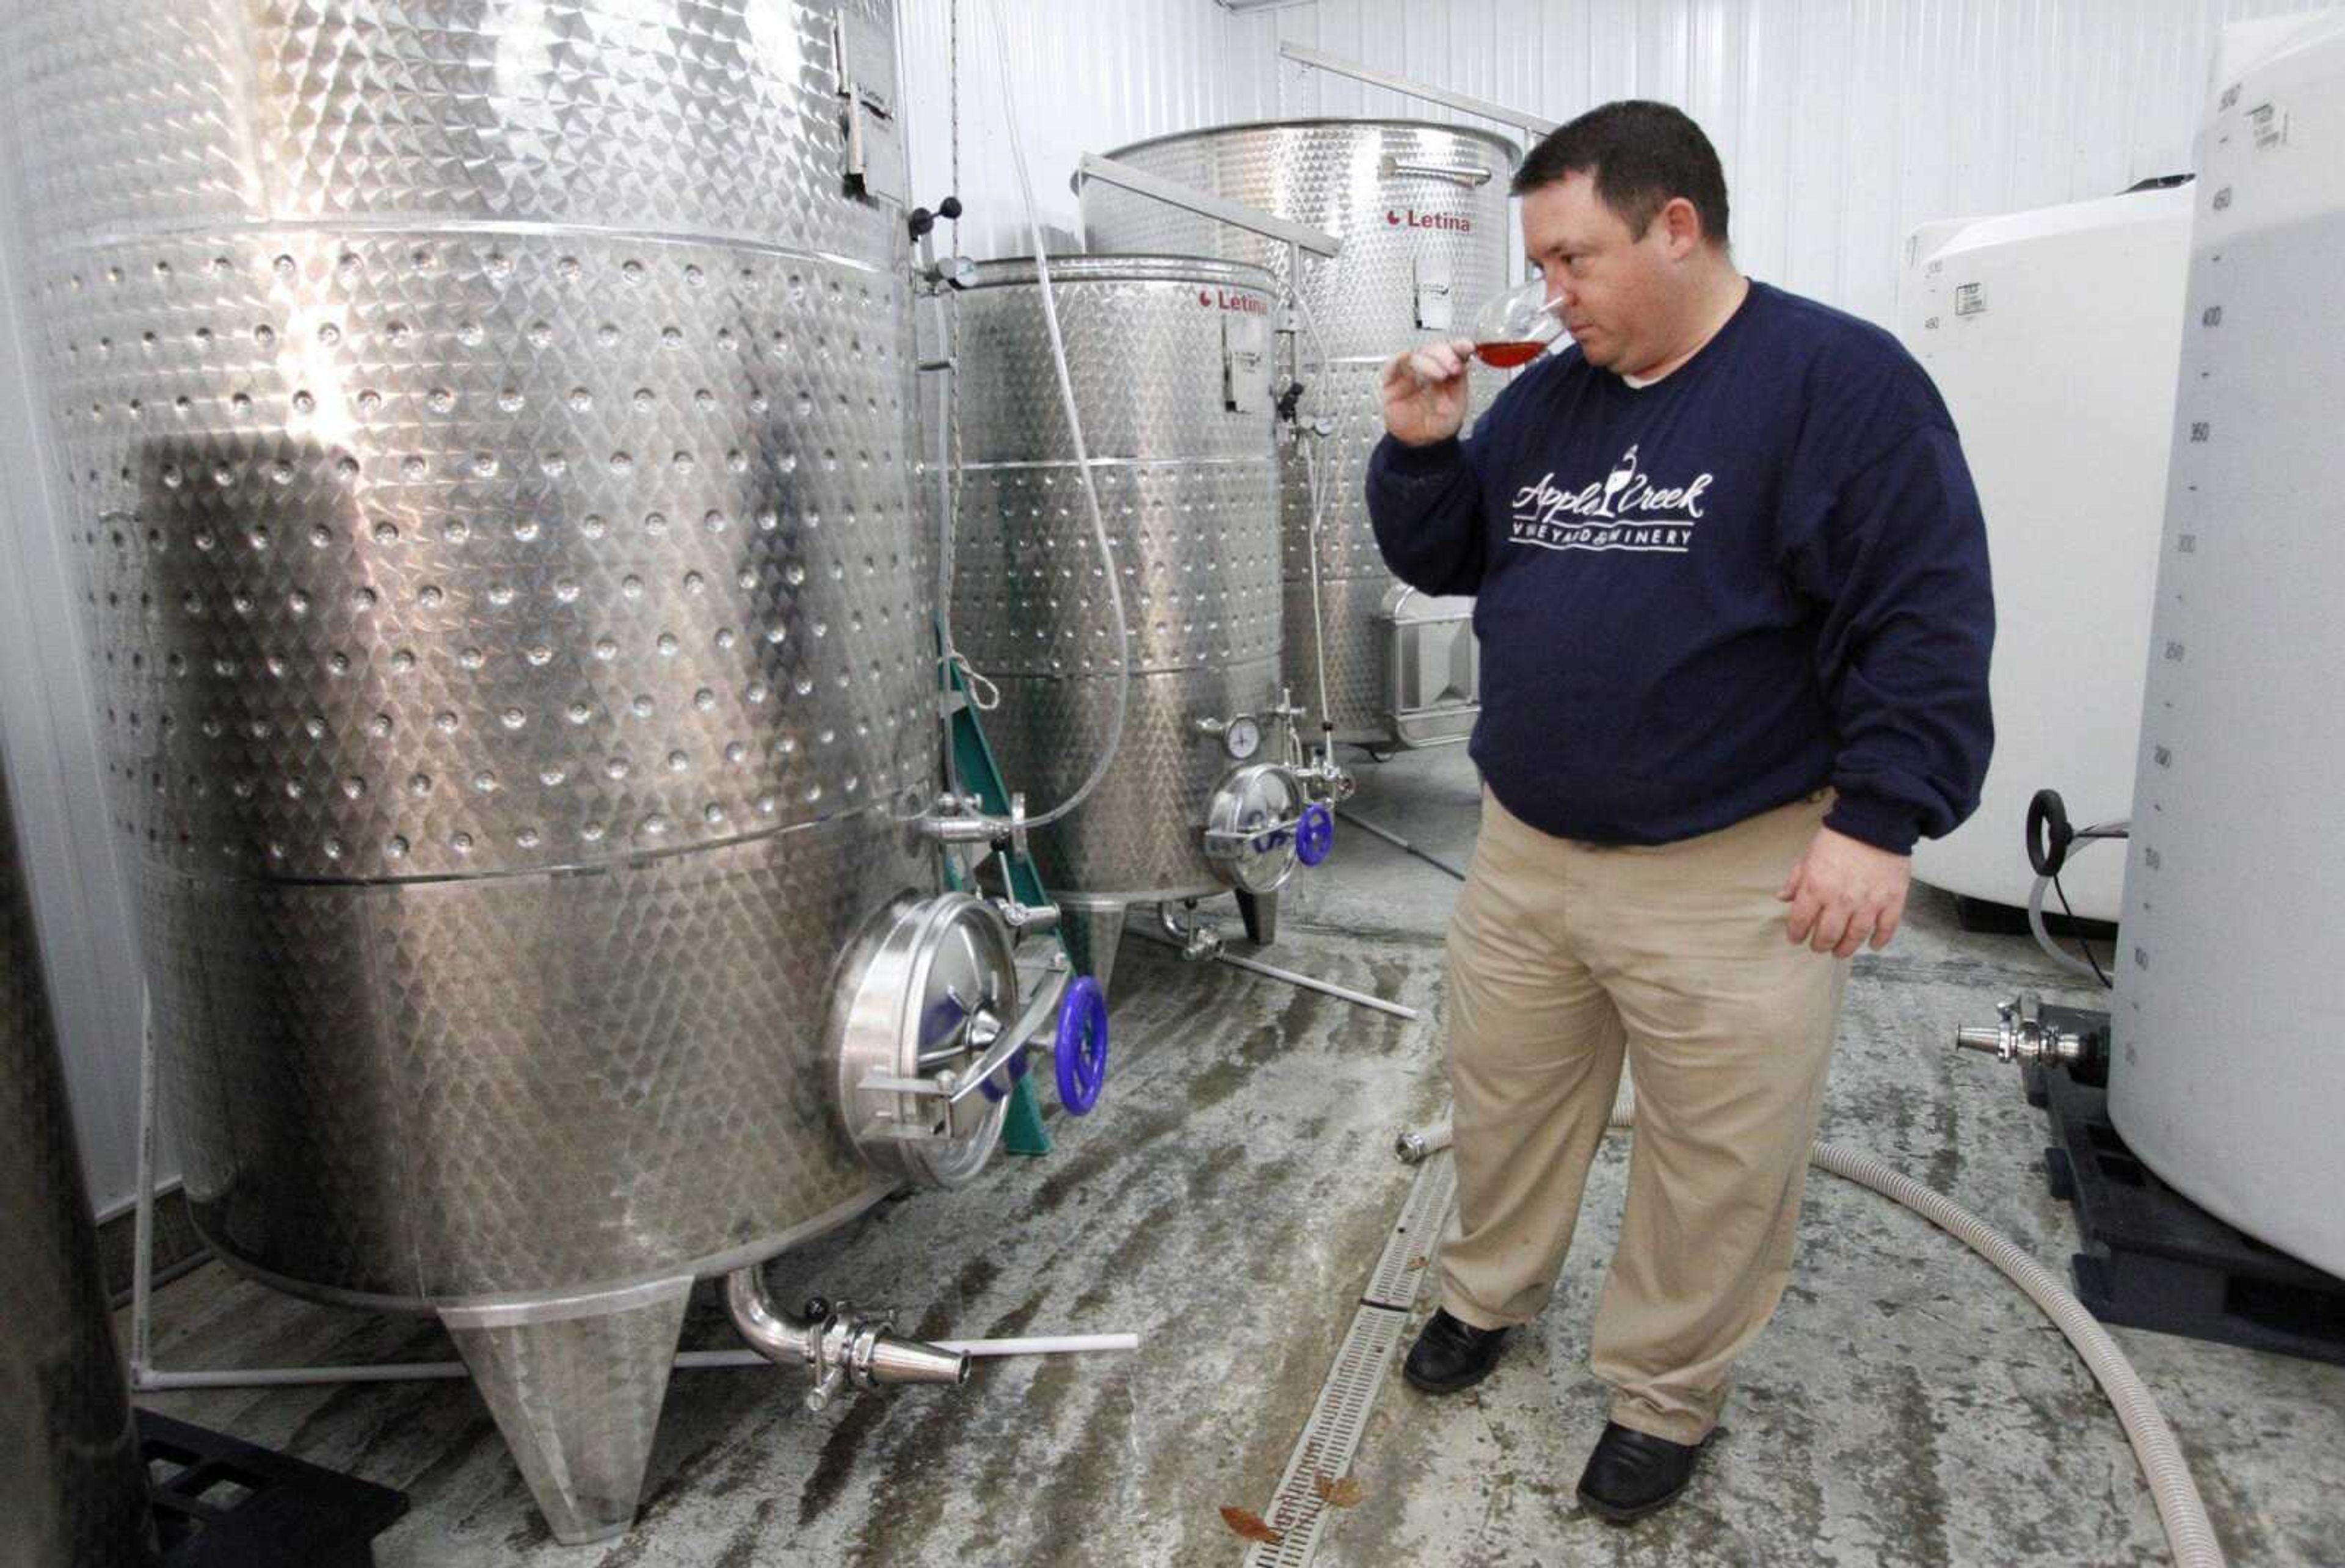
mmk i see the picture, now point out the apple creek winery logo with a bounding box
[1508,445,1713,555]
[1386,208,1473,232]
[1198,287,1268,314]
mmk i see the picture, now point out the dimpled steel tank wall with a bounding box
[1082,120,1518,747]
[4,0,934,1543]
[949,256,1285,987]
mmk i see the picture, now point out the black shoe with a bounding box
[1574,1421,1707,1523]
[1401,1308,1511,1394]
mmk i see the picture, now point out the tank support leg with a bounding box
[1234,888,1280,948]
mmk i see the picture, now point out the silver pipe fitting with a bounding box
[1952,990,2094,1071]
[1396,1122,1453,1164]
[923,815,1001,845]
[724,1268,969,1414]
[1156,901,1225,961]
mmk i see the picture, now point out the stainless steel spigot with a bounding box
[861,1333,969,1389]
[1952,990,2095,1071]
[1954,1023,2009,1055]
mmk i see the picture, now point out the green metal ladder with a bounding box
[940,648,1056,1156]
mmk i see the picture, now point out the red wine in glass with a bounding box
[1470,278,1565,371]
[1474,339,1547,369]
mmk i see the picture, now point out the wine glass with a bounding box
[1469,276,1565,369]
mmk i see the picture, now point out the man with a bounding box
[1367,101,1991,1524]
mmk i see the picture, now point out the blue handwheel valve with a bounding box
[1296,802,1335,867]
[1054,975,1110,1116]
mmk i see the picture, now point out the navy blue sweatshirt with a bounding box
[1366,281,1992,854]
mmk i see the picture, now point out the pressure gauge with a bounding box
[1224,716,1262,761]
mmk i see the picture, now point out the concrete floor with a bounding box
[129,746,2345,1565]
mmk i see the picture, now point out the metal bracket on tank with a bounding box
[833,12,907,205]
[923,256,978,291]
[918,793,1058,935]
[1381,154,1497,187]
[992,794,1055,934]
[909,197,975,372]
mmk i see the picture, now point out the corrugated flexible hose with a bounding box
[1599,1100,2227,1566]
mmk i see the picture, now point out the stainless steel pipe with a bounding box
[724,1266,970,1414]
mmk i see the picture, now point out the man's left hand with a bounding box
[1778,826,1911,958]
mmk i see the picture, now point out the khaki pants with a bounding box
[1438,786,1850,1445]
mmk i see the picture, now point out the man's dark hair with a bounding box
[1511,100,1730,248]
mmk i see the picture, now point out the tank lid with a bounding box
[1093,116,1523,170]
[962,254,1281,294]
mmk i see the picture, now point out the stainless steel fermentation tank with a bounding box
[948,256,1325,990]
[1082,120,1519,749]
[4,0,1082,1545]
[2,763,159,1568]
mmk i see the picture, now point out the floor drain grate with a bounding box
[1242,1152,1452,1566]
[1362,1155,1454,1310]
[1241,1304,1408,1568]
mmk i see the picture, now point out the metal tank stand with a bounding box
[120,992,1139,1545]
[1234,888,1281,946]
[123,1000,693,1545]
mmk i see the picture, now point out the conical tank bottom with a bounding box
[1057,904,1128,995]
[441,1277,693,1546]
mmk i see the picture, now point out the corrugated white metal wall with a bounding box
[900,0,1254,259]
[7,0,2337,1214]
[1221,0,2340,325]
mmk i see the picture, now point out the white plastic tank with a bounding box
[1898,186,2193,920]
[2111,12,2345,1278]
